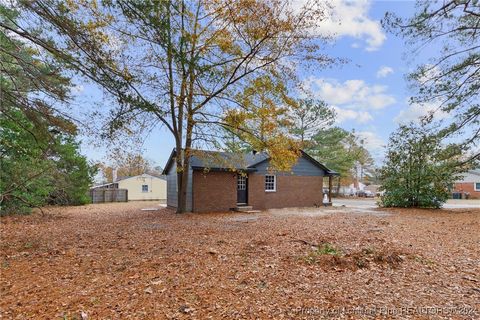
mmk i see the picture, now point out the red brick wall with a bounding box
[192,171,237,212]
[248,174,324,210]
[453,182,480,199]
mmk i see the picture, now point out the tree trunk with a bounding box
[176,115,194,213]
[177,156,190,213]
[176,1,198,213]
[175,148,186,213]
[328,175,333,203]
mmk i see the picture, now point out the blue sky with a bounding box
[78,0,428,168]
[302,0,419,161]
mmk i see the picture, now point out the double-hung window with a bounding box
[142,184,149,193]
[475,182,480,191]
[265,175,276,192]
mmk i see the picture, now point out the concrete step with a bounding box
[235,205,253,212]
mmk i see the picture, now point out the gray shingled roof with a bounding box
[162,148,339,176]
[189,150,269,170]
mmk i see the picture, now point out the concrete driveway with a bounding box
[333,198,480,209]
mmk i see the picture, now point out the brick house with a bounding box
[453,170,480,199]
[162,149,338,212]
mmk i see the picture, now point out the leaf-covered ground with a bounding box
[1,202,479,319]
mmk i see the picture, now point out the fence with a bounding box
[90,188,128,203]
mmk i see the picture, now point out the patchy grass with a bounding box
[315,243,341,256]
[413,255,436,266]
[302,243,342,264]
[23,241,34,249]
[1,260,10,269]
[303,244,407,270]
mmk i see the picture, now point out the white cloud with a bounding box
[333,107,373,124]
[394,100,449,124]
[356,131,386,159]
[293,0,386,51]
[304,77,396,111]
[376,66,394,78]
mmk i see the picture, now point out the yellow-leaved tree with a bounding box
[224,75,300,171]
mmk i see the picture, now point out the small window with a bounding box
[475,182,480,191]
[265,175,276,192]
[142,184,149,192]
[237,175,246,190]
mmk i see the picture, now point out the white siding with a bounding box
[117,174,166,201]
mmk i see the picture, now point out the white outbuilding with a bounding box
[116,174,166,201]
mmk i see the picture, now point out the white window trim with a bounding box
[142,184,149,193]
[265,174,276,192]
[474,182,480,191]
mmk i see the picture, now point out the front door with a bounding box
[237,174,248,204]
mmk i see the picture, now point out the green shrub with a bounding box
[379,123,463,208]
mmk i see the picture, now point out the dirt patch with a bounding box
[267,206,333,217]
[299,241,408,271]
[1,202,479,319]
[268,206,392,217]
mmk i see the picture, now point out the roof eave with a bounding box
[326,171,340,176]
[191,166,257,172]
[162,148,177,175]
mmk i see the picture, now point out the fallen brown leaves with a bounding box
[1,203,479,319]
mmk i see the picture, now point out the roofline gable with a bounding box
[248,150,338,176]
[299,150,339,176]
[162,148,177,175]
[116,173,166,182]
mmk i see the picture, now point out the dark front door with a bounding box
[237,174,248,204]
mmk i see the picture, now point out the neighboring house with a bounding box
[364,184,381,196]
[91,174,167,201]
[162,149,338,212]
[117,174,167,201]
[347,182,366,195]
[453,170,480,199]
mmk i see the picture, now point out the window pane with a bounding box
[265,175,275,191]
[476,182,480,190]
[142,185,148,192]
